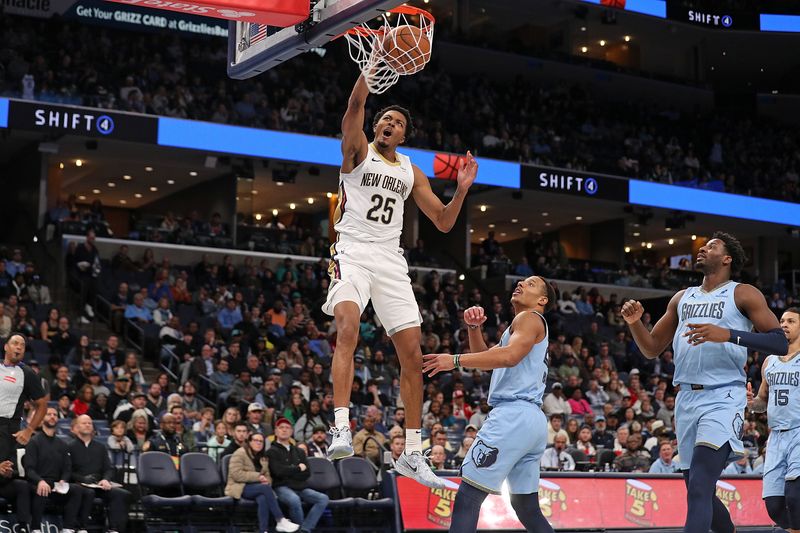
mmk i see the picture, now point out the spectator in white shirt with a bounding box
[541,435,575,471]
[542,383,572,417]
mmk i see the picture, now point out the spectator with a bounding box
[541,434,575,471]
[567,389,592,416]
[222,422,250,458]
[124,293,153,323]
[353,412,386,467]
[546,413,570,445]
[109,282,131,332]
[294,399,327,443]
[656,395,676,429]
[218,298,243,332]
[73,229,101,323]
[572,425,596,458]
[613,434,651,472]
[68,416,131,533]
[468,400,490,429]
[51,316,76,359]
[71,384,94,416]
[224,433,299,533]
[305,426,329,459]
[245,402,270,436]
[585,379,610,409]
[107,420,135,453]
[114,391,155,424]
[722,456,752,475]
[267,418,329,533]
[649,442,679,473]
[429,445,448,470]
[152,297,173,326]
[169,404,196,452]
[542,383,571,417]
[24,407,95,533]
[143,413,185,457]
[206,420,231,462]
[591,416,614,449]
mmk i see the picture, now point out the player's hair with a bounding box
[373,105,414,139]
[539,277,557,313]
[784,306,800,315]
[712,231,746,274]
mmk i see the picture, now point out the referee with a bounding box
[1,335,48,458]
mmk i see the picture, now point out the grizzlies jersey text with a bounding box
[764,353,800,430]
[673,282,752,386]
[333,143,414,245]
[488,311,549,407]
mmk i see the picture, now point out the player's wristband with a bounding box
[467,324,479,330]
[728,328,787,355]
[453,354,461,369]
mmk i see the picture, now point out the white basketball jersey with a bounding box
[333,143,414,245]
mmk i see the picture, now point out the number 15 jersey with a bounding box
[334,143,414,246]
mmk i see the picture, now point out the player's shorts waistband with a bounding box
[772,425,800,433]
[334,235,401,248]
[675,381,743,391]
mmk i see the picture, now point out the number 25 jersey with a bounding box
[334,143,414,246]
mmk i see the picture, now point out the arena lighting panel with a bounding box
[0,98,8,128]
[156,117,520,188]
[628,181,800,227]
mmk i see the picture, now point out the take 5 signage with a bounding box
[395,476,770,530]
[6,100,158,142]
[521,165,629,201]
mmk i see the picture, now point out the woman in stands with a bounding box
[39,307,60,343]
[225,433,299,533]
[71,384,94,416]
[126,410,153,449]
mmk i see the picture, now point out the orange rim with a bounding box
[343,4,435,36]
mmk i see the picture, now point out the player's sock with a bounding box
[683,443,732,533]
[450,482,488,533]
[405,428,422,454]
[334,407,350,429]
[764,496,790,529]
[786,479,800,530]
[510,493,555,533]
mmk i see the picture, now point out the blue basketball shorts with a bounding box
[675,383,746,468]
[460,400,547,495]
[762,426,800,498]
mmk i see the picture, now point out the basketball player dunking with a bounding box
[423,276,557,533]
[747,306,800,533]
[322,73,477,489]
[621,232,787,533]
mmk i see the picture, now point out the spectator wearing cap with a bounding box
[468,398,490,429]
[88,342,113,384]
[305,426,329,458]
[353,353,371,384]
[267,417,329,533]
[547,413,570,445]
[245,402,271,436]
[649,442,679,473]
[114,391,155,425]
[293,399,327,443]
[56,392,73,419]
[542,383,572,417]
[592,416,614,449]
[353,411,386,467]
[451,389,473,421]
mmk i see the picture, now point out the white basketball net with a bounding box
[344,7,435,94]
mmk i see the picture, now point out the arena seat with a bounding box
[180,452,235,530]
[137,451,193,530]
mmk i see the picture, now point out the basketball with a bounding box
[382,25,431,75]
[434,153,463,180]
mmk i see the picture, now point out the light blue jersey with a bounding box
[461,311,549,495]
[673,281,751,387]
[488,311,549,407]
[764,353,800,430]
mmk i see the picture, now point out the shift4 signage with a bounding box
[521,165,629,201]
[7,100,157,142]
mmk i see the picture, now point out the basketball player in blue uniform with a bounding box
[621,232,787,533]
[324,72,478,489]
[423,276,557,533]
[747,306,800,533]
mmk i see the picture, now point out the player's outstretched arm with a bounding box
[411,152,477,233]
[340,75,369,172]
[622,291,682,359]
[422,312,542,375]
[747,363,770,413]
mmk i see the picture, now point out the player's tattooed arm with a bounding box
[411,152,477,233]
[622,290,683,359]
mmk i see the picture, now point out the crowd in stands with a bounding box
[2,16,799,203]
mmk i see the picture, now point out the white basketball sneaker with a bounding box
[327,426,354,460]
[393,450,447,489]
[275,517,300,532]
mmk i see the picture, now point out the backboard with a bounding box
[227,0,402,80]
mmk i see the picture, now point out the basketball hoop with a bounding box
[344,5,435,94]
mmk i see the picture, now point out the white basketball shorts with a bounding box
[322,239,421,336]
